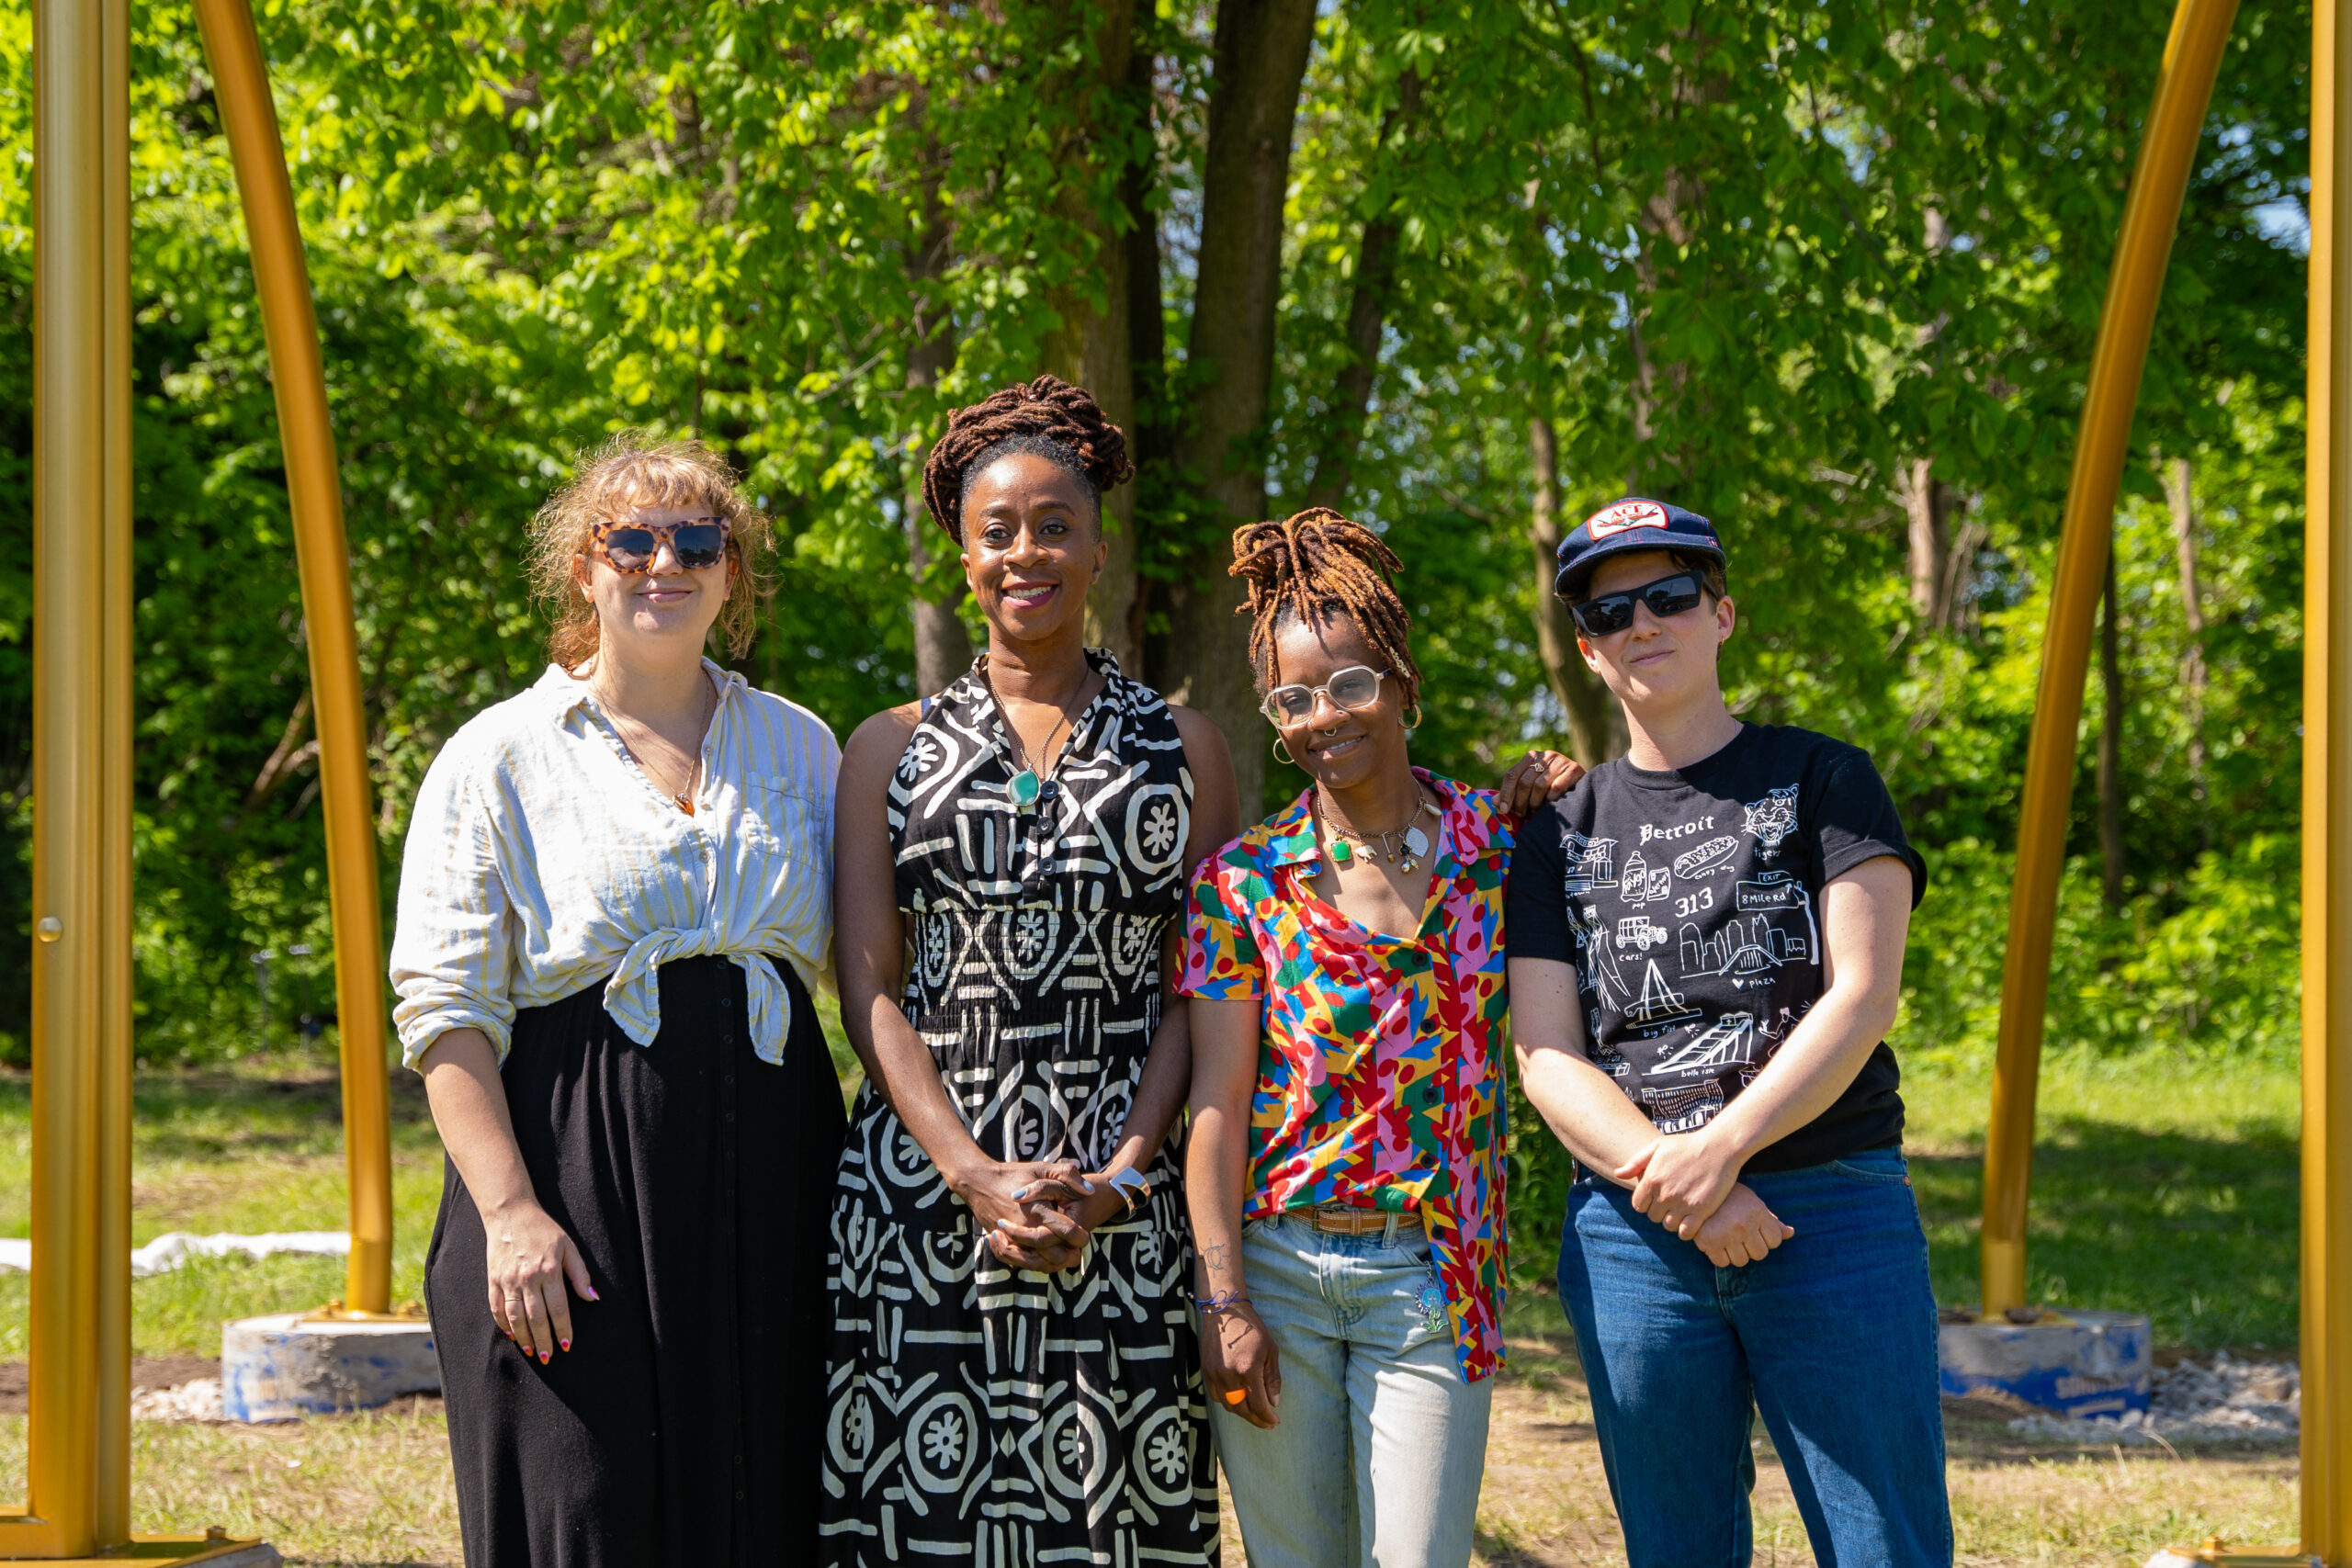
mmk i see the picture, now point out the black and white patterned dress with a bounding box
[820,651,1218,1566]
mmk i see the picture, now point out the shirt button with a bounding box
[724,1111,735,1122]
[722,1032,735,1046]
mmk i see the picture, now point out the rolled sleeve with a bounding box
[390,754,518,1069]
[1180,860,1267,1001]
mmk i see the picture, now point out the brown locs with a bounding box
[1229,508,1422,703]
[920,374,1136,540]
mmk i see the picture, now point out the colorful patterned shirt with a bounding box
[1180,771,1512,1382]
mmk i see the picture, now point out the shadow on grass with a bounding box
[1911,1111,2299,1351]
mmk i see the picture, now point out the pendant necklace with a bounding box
[978,656,1088,811]
[1319,787,1442,874]
[596,671,715,816]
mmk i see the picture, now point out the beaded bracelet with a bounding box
[1190,1291,1250,1314]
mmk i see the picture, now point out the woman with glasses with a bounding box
[1509,499,1946,1567]
[390,436,845,1567]
[1181,509,1577,1568]
[820,377,1238,1566]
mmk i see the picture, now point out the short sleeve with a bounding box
[1816,750,1927,908]
[1504,802,1576,964]
[1180,859,1267,1000]
[389,750,520,1068]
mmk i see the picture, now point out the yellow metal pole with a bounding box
[2307,0,2352,1556]
[92,0,132,1543]
[1979,0,2240,1316]
[190,0,394,1314]
[19,0,107,1552]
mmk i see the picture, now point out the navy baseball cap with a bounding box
[1552,497,1726,599]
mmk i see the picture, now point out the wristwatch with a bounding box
[1107,1167,1153,1217]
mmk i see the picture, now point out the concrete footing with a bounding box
[220,1313,437,1422]
[1938,1306,2152,1419]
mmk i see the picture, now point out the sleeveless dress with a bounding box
[820,651,1219,1567]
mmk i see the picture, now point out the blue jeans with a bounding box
[1209,1214,1492,1568]
[1555,1148,1952,1568]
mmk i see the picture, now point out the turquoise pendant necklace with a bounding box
[979,657,1082,812]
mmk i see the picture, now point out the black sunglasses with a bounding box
[1569,571,1705,637]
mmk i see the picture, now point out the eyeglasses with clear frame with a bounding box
[1261,665,1390,727]
[591,516,732,573]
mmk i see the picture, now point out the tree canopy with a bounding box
[0,0,2312,1159]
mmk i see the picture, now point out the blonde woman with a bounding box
[390,437,843,1566]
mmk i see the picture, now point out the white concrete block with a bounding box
[220,1313,437,1422]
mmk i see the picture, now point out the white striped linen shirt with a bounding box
[389,660,840,1070]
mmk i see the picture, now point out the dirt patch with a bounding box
[0,1359,443,1420]
[0,1356,219,1414]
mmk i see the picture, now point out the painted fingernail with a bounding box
[584,1285,600,1300]
[1012,1186,1030,1201]
[539,1350,550,1364]
[1224,1388,1248,1406]
[1080,1180,1095,1192]
[560,1338,571,1351]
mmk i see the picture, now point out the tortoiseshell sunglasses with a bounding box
[591,515,732,573]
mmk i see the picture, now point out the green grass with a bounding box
[1507,1046,2302,1353]
[0,1029,2301,1565]
[1904,1049,2300,1350]
[0,990,865,1363]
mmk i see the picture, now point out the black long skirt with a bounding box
[426,954,847,1568]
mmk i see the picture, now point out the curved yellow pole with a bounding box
[1979,0,2240,1316]
[190,0,393,1315]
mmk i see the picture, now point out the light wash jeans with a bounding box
[1209,1213,1492,1568]
[1556,1148,1953,1568]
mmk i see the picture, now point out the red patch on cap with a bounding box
[1585,500,1671,538]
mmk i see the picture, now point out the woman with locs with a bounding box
[1182,510,1579,1568]
[820,376,1238,1565]
[390,437,845,1566]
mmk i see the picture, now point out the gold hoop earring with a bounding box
[1401,703,1424,733]
[1272,737,1295,765]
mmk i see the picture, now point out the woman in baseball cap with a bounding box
[1510,499,1951,1567]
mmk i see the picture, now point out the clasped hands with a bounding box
[1615,1129,1795,1268]
[955,1157,1126,1273]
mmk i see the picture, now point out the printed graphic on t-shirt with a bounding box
[1506,725,1922,1167]
[1566,787,1826,1131]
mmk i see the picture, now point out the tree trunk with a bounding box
[2166,455,2207,793]
[1528,416,1624,764]
[1899,456,1967,629]
[1162,0,1320,816]
[906,155,969,698]
[1038,1,1142,673]
[1303,66,1422,514]
[2098,544,2128,908]
[1123,0,1168,667]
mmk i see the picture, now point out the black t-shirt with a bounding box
[1508,723,1926,1172]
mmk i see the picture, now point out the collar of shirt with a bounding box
[1261,769,1501,933]
[533,657,748,726]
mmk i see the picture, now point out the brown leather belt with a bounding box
[1306,1204,1412,1236]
